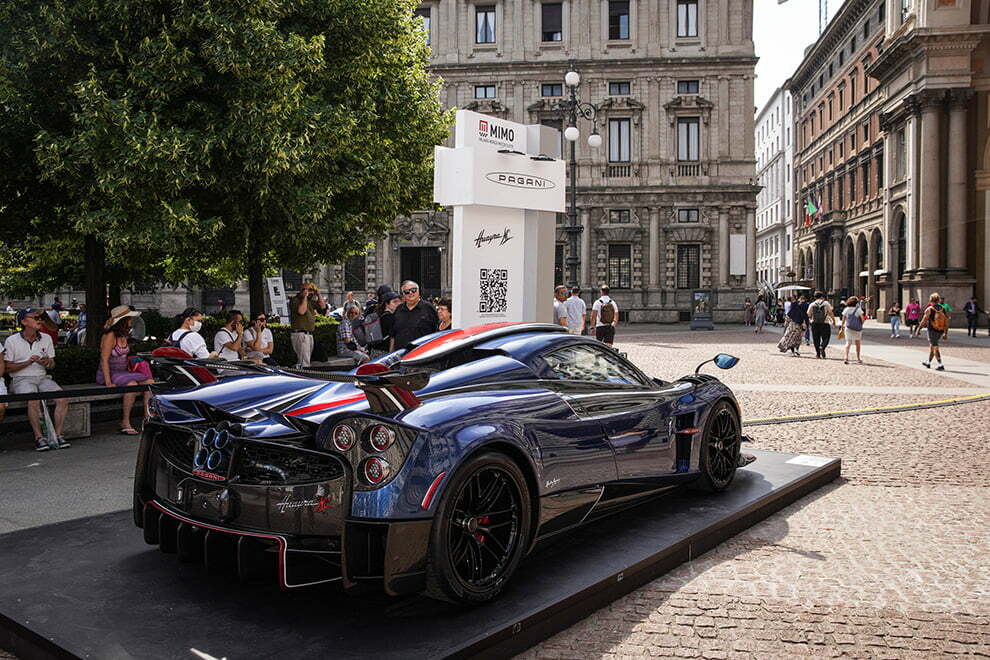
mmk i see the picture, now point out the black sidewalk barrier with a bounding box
[0,383,156,405]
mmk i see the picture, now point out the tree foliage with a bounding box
[0,0,451,310]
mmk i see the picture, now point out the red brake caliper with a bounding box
[474,516,490,544]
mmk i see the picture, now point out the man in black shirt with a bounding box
[391,280,440,351]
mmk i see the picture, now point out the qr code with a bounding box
[479,268,508,313]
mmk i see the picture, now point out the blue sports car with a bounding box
[134,322,750,604]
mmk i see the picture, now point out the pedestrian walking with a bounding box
[840,296,865,365]
[590,286,619,347]
[743,298,754,326]
[754,295,768,333]
[905,298,922,337]
[166,308,215,359]
[289,283,326,368]
[97,305,153,435]
[391,281,439,351]
[888,301,903,338]
[4,308,71,450]
[963,296,982,337]
[553,285,570,328]
[564,287,587,335]
[213,310,245,360]
[778,295,808,356]
[437,298,452,331]
[807,291,835,359]
[919,292,950,370]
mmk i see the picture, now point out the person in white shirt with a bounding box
[213,310,245,361]
[564,286,587,335]
[243,313,275,364]
[590,286,619,347]
[552,286,569,327]
[4,308,70,451]
[167,308,215,359]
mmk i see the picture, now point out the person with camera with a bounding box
[290,283,326,368]
[213,310,245,361]
[243,313,275,364]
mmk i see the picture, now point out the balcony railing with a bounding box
[670,161,715,178]
[605,164,633,178]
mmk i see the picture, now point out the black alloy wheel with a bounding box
[426,452,531,604]
[697,401,741,492]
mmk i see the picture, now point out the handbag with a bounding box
[837,327,846,341]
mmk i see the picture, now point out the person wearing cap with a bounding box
[98,305,154,435]
[166,308,215,359]
[4,308,70,451]
[564,286,587,335]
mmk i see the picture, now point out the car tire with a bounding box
[425,451,531,604]
[695,401,741,493]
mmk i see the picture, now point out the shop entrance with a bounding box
[400,247,442,300]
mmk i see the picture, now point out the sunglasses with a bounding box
[402,288,418,295]
[24,315,41,320]
[254,318,266,322]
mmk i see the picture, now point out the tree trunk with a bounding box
[107,276,121,309]
[84,235,106,347]
[247,240,265,318]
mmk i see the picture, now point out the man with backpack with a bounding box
[590,285,619,347]
[807,291,835,359]
[919,292,950,370]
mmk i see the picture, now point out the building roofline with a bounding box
[783,0,877,92]
[755,87,786,122]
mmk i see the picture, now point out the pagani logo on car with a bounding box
[474,228,513,248]
[485,172,556,190]
[545,477,560,489]
[275,494,337,514]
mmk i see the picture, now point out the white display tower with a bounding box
[434,110,565,327]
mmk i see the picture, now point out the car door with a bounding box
[540,344,678,481]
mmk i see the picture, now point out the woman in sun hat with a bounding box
[96,305,154,435]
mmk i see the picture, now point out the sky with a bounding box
[753,0,843,114]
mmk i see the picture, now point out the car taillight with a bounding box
[332,424,357,451]
[362,457,391,485]
[368,425,395,452]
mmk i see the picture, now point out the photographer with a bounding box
[289,283,326,368]
[243,313,275,364]
[213,310,245,361]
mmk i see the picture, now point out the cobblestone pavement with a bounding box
[521,327,990,659]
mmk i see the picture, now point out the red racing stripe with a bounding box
[286,394,367,416]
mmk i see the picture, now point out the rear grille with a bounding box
[236,443,346,485]
[156,427,196,471]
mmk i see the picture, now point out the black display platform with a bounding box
[0,449,839,660]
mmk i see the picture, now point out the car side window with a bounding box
[544,344,647,386]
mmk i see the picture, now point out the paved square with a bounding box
[520,322,990,659]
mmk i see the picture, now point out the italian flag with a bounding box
[804,197,818,227]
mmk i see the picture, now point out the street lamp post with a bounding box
[548,69,603,288]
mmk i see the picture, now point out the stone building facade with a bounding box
[785,0,888,309]
[755,87,794,288]
[327,0,760,322]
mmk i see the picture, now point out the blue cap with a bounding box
[17,308,39,324]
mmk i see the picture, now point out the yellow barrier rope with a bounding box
[743,392,990,426]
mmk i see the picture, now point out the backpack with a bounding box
[162,330,192,348]
[351,317,367,346]
[598,298,616,325]
[929,305,948,331]
[362,312,384,344]
[810,301,828,324]
[845,309,863,332]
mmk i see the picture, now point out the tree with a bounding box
[1,0,450,326]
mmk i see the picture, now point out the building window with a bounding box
[838,87,844,110]
[541,83,563,97]
[850,130,857,150]
[677,80,700,94]
[608,1,630,40]
[414,8,431,45]
[344,254,366,292]
[608,244,632,289]
[474,84,496,99]
[609,209,631,223]
[900,0,910,24]
[541,2,562,41]
[554,244,565,285]
[609,81,631,95]
[677,0,699,38]
[863,122,869,143]
[850,75,857,105]
[677,117,700,161]
[850,168,857,202]
[863,20,869,40]
[677,208,700,223]
[676,245,701,289]
[608,118,631,162]
[877,154,884,188]
[476,5,496,44]
[863,162,871,198]
[895,129,906,180]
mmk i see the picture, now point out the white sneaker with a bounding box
[922,361,931,368]
[936,363,945,371]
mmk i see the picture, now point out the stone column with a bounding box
[831,230,842,293]
[853,238,865,297]
[946,89,972,273]
[745,208,756,288]
[580,208,591,288]
[649,208,660,287]
[718,209,730,287]
[918,92,943,274]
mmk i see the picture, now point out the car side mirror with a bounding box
[714,353,739,370]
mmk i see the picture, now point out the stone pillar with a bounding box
[918,92,943,274]
[649,208,660,287]
[580,208,591,288]
[946,90,972,273]
[853,238,865,297]
[718,209,730,287]
[382,234,393,288]
[867,235,878,312]
[831,230,842,293]
[745,208,756,288]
